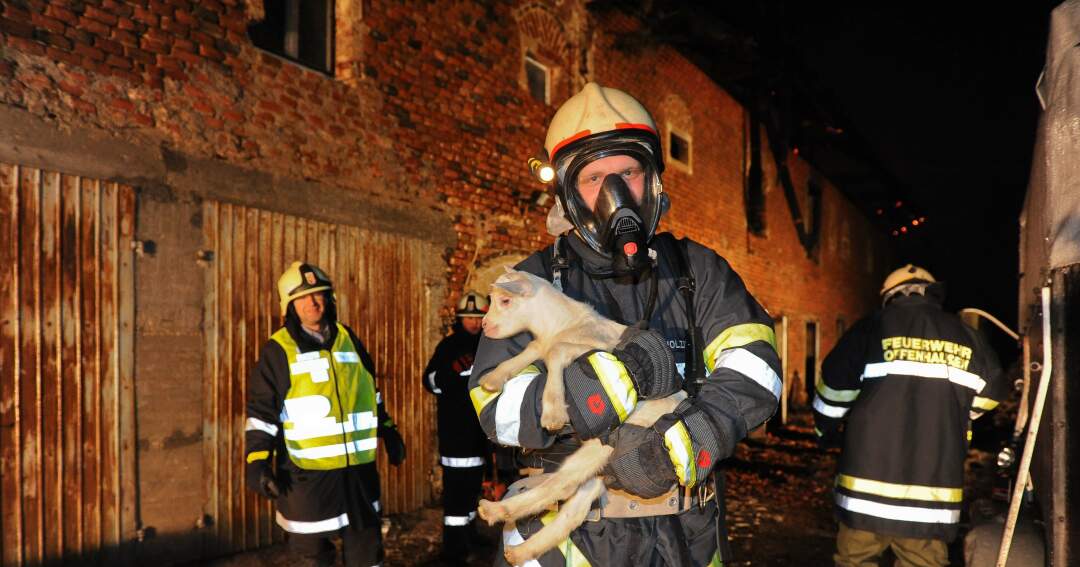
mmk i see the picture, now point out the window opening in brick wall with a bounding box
[248,0,335,74]
[525,54,550,105]
[669,129,692,170]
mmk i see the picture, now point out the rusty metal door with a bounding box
[0,164,137,565]
[201,201,437,554]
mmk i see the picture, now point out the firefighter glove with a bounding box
[564,329,678,440]
[603,423,676,498]
[245,459,281,500]
[380,425,406,466]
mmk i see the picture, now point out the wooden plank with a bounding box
[200,202,220,556]
[19,166,44,564]
[116,184,136,564]
[98,181,120,560]
[39,172,62,562]
[214,205,232,550]
[0,164,23,566]
[79,179,102,562]
[59,174,84,557]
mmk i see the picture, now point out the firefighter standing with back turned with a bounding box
[423,291,494,565]
[470,83,782,566]
[813,264,1007,567]
[245,261,406,567]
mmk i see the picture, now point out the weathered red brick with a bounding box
[31,12,67,34]
[84,5,119,26]
[112,28,138,47]
[133,6,159,26]
[0,16,35,38]
[7,35,46,56]
[44,5,78,26]
[77,16,110,36]
[105,53,131,69]
[95,36,123,56]
[111,97,135,112]
[72,41,105,61]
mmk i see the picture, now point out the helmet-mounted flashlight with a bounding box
[527,157,555,183]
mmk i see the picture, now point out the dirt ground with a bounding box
[205,408,1011,566]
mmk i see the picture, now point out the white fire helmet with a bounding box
[881,264,936,296]
[276,261,333,316]
[544,83,668,258]
[456,291,488,318]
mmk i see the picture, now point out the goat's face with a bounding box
[482,269,540,339]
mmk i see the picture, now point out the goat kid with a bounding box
[478,268,684,565]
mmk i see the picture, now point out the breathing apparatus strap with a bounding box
[551,235,570,293]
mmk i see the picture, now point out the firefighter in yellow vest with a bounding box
[245,261,406,567]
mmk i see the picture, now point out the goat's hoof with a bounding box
[505,545,532,566]
[478,499,507,524]
[540,407,570,432]
[479,372,507,393]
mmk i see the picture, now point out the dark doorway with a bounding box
[805,321,818,404]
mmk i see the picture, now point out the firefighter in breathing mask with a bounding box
[470,83,782,566]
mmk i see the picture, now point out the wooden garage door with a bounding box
[0,164,137,566]
[201,201,437,554]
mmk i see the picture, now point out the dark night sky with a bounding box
[669,2,1060,337]
[783,4,1055,329]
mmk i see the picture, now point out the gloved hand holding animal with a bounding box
[476,268,685,566]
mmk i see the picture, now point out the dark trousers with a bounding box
[289,524,383,567]
[442,464,485,560]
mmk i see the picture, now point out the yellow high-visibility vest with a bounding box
[271,323,378,470]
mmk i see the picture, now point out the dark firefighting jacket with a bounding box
[813,290,1006,541]
[422,324,489,462]
[469,232,781,565]
[245,316,396,534]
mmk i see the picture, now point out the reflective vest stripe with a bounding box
[444,514,472,526]
[289,437,378,461]
[284,411,378,441]
[816,381,860,403]
[713,348,783,400]
[246,450,270,463]
[275,511,349,534]
[540,510,592,567]
[427,370,442,394]
[663,420,696,487]
[494,368,540,447]
[972,396,998,411]
[836,494,960,524]
[862,361,986,393]
[441,456,485,467]
[813,396,849,418]
[586,352,638,422]
[245,416,280,436]
[703,323,777,373]
[838,474,963,503]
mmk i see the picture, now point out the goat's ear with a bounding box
[493,276,536,298]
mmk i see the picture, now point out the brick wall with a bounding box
[0,0,890,561]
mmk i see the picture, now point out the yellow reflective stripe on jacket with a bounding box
[703,323,776,374]
[540,510,592,567]
[246,450,270,464]
[707,551,724,567]
[470,364,541,417]
[837,474,962,503]
[662,420,696,487]
[816,380,860,403]
[972,396,998,411]
[586,352,638,422]
[272,323,378,470]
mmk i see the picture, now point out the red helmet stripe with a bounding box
[550,129,593,161]
[615,122,658,135]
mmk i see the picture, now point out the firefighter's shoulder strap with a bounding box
[655,233,704,388]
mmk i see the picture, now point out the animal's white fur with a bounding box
[479,269,684,565]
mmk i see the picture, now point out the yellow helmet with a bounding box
[881,264,936,295]
[456,291,488,318]
[277,261,333,316]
